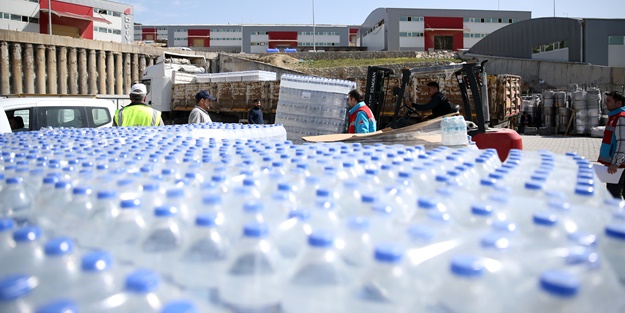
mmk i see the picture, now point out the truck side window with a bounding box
[7,109,31,132]
[89,107,112,127]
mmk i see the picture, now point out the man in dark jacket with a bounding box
[404,81,453,118]
[248,99,264,124]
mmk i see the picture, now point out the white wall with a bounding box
[608,45,625,67]
[463,22,505,34]
[399,37,424,49]
[399,21,424,32]
[363,24,385,51]
[298,34,340,45]
[532,48,569,62]
[0,0,39,32]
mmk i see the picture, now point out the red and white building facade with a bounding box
[0,0,134,44]
[361,8,531,51]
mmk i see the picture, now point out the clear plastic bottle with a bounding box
[219,222,283,312]
[105,199,147,263]
[174,212,229,303]
[139,206,185,274]
[282,231,351,313]
[107,269,164,313]
[0,218,15,255]
[29,237,81,305]
[0,177,32,225]
[349,244,416,313]
[70,251,118,309]
[602,223,625,282]
[0,274,36,313]
[0,226,44,278]
[275,210,312,264]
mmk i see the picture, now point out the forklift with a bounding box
[364,60,522,161]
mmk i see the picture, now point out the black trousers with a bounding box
[607,169,625,199]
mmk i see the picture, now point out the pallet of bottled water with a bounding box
[1,125,625,313]
[275,74,356,143]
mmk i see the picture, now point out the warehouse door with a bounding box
[434,36,453,51]
[52,24,80,38]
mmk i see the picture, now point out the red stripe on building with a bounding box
[39,0,95,39]
[423,17,464,51]
[188,29,210,48]
[267,31,297,48]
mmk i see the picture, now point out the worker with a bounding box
[114,83,164,126]
[347,89,376,134]
[519,111,532,133]
[189,90,215,124]
[403,81,453,119]
[598,91,625,199]
[248,98,264,124]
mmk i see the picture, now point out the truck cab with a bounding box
[142,52,208,123]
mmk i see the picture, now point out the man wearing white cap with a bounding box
[113,83,165,126]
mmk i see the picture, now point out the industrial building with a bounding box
[359,8,531,51]
[0,0,134,44]
[468,17,625,67]
[133,24,359,53]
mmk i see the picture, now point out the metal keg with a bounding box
[554,91,567,108]
[543,107,555,128]
[559,107,571,133]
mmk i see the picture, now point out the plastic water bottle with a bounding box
[111,269,164,312]
[602,223,625,283]
[0,218,15,254]
[0,274,36,313]
[29,237,81,305]
[441,117,451,146]
[0,226,44,277]
[174,213,229,303]
[70,251,118,309]
[0,177,32,225]
[275,210,312,264]
[34,299,79,313]
[139,206,185,274]
[105,199,147,263]
[349,244,417,313]
[340,217,372,271]
[282,231,350,313]
[219,222,283,312]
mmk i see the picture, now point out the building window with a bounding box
[29,17,38,23]
[10,14,21,21]
[609,36,625,45]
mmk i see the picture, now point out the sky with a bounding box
[132,0,624,26]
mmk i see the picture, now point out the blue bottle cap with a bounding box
[480,178,496,187]
[160,300,198,313]
[372,204,392,215]
[0,218,15,232]
[480,233,510,249]
[120,199,141,209]
[202,194,222,206]
[361,195,376,204]
[491,220,517,233]
[243,178,258,187]
[346,216,369,230]
[125,269,160,294]
[13,226,42,242]
[316,189,331,197]
[154,206,177,217]
[417,197,437,210]
[450,255,484,277]
[166,188,185,198]
[533,212,558,226]
[308,231,334,247]
[44,237,74,256]
[72,186,92,195]
[524,181,543,191]
[243,222,269,238]
[574,185,594,197]
[54,181,72,189]
[277,183,294,192]
[243,201,263,213]
[374,244,404,263]
[195,212,219,227]
[471,204,494,216]
[539,270,579,297]
[0,275,35,300]
[407,224,435,242]
[81,251,113,272]
[427,210,452,223]
[35,299,79,313]
[605,223,625,240]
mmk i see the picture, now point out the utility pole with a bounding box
[312,0,316,52]
[553,0,556,17]
[48,0,52,35]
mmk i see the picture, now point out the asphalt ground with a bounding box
[519,135,602,162]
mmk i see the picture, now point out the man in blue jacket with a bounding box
[248,99,264,124]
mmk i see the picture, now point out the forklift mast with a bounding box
[364,66,393,129]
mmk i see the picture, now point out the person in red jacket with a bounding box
[598,91,625,198]
[347,90,376,134]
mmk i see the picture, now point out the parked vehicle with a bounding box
[1,97,117,133]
